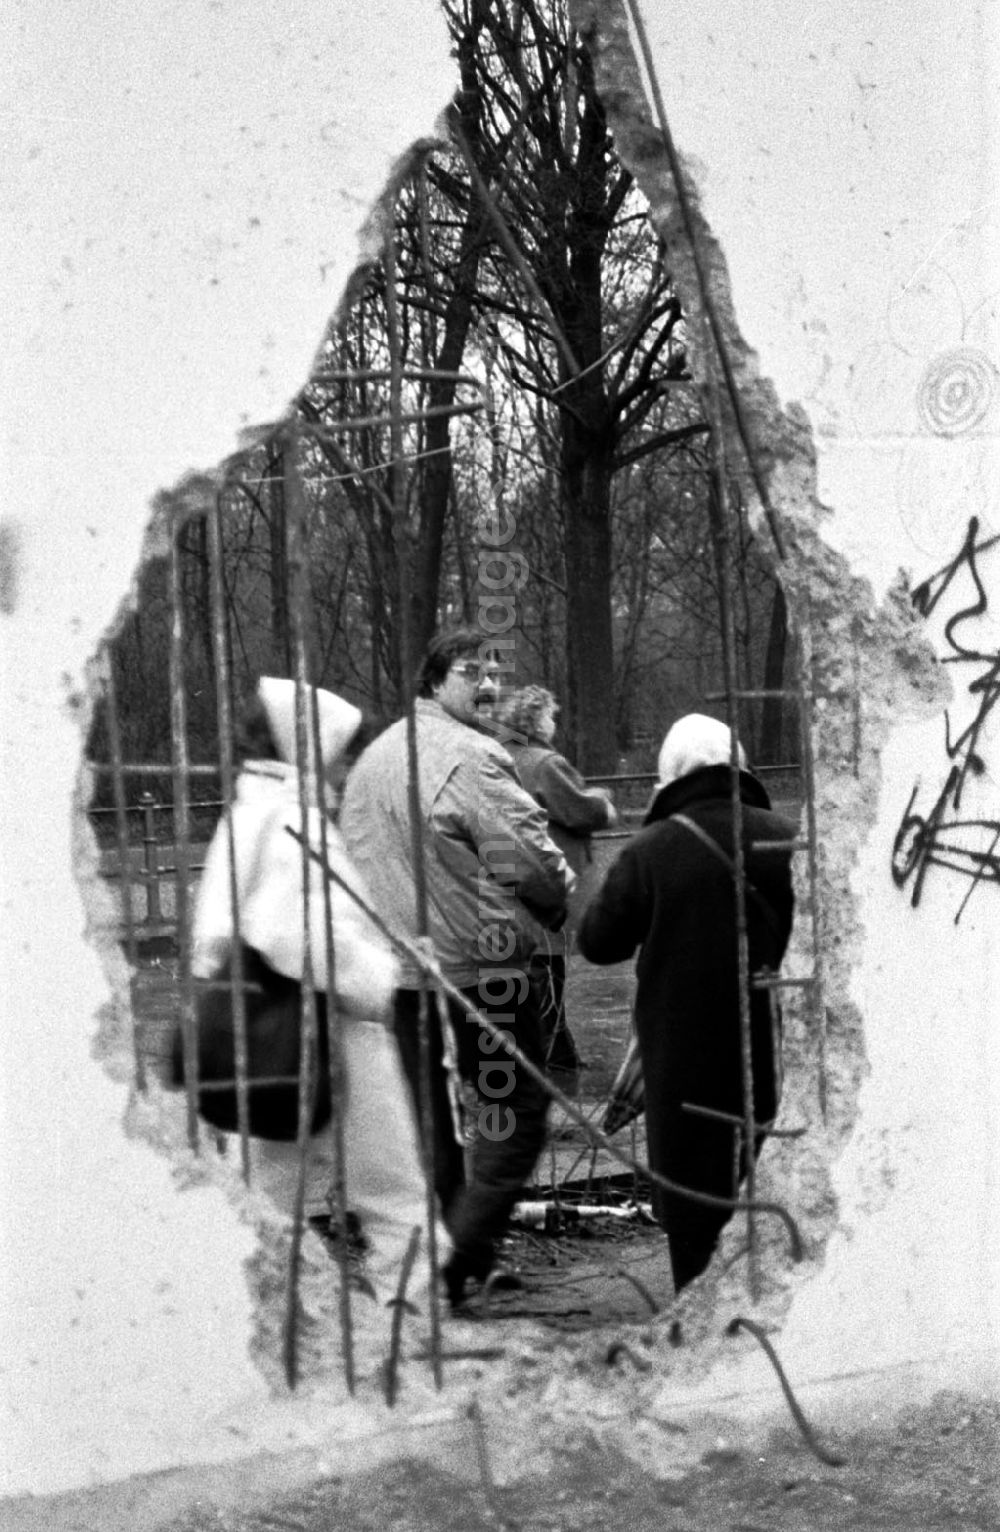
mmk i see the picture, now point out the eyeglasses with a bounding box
[452,661,500,683]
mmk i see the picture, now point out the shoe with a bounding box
[441,1253,477,1310]
[441,1253,522,1310]
[481,1267,523,1294]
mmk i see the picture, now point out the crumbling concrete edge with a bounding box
[67,0,971,1496]
[567,0,951,1369]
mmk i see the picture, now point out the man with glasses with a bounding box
[341,625,574,1308]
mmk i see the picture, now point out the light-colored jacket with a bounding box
[340,699,573,988]
[191,760,398,1021]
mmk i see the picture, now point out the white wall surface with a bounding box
[637,2,1000,594]
[520,0,999,1425]
[2,0,998,1502]
[628,0,1000,1396]
[1,0,457,1498]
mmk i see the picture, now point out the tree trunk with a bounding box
[561,427,617,771]
[182,512,216,748]
[556,50,617,774]
[411,220,486,658]
[409,6,491,658]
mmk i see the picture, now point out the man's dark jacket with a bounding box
[577,764,796,1250]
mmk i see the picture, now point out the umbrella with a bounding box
[602,1032,645,1135]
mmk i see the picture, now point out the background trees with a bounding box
[89,0,789,786]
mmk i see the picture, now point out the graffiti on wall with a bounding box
[892,515,1000,921]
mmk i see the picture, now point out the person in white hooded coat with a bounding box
[187,676,440,1316]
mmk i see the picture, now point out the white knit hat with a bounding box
[257,677,362,770]
[656,712,746,788]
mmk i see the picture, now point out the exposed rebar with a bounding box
[622,0,786,561]
[614,1267,661,1315]
[606,1340,653,1371]
[383,1224,423,1407]
[308,672,356,1394]
[383,220,445,1387]
[101,649,145,1091]
[727,1316,847,1468]
[168,512,200,1153]
[703,400,763,1300]
[207,490,252,1182]
[289,829,806,1265]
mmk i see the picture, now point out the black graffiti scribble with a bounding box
[892,515,1000,921]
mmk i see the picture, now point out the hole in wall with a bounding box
[74,0,895,1391]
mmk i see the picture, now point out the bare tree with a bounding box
[89,0,793,785]
[424,0,696,767]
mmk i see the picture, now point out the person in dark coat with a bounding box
[577,713,796,1293]
[496,684,617,1078]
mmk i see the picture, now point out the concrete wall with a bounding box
[1,0,458,1501]
[576,0,1000,1414]
[2,0,998,1511]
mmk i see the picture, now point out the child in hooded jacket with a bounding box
[189,677,441,1319]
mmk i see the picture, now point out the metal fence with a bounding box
[91,790,214,929]
[90,763,803,932]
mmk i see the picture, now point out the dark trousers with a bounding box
[655,1113,772,1291]
[393,970,550,1278]
[645,1011,780,1293]
[528,954,582,1073]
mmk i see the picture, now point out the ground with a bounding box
[151,1390,998,1530]
[125,944,999,1532]
[135,923,670,1326]
[114,804,999,1531]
